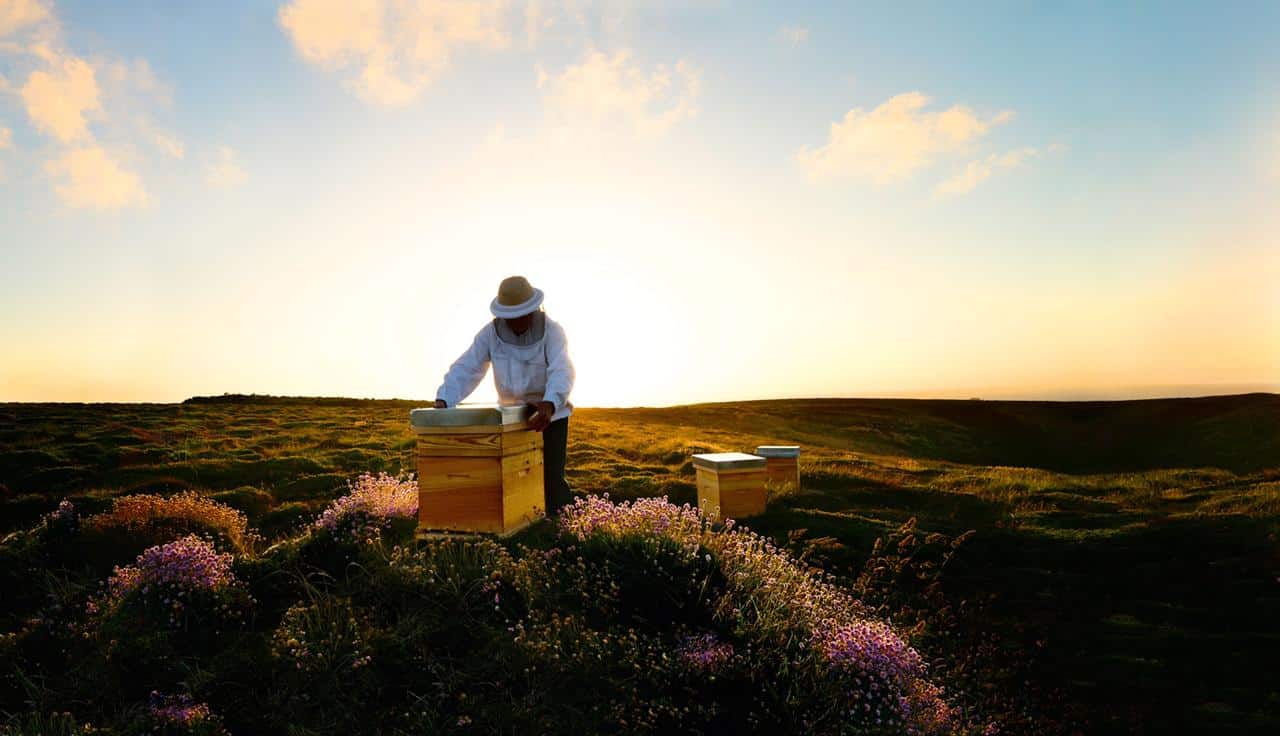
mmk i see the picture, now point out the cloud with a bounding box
[278,0,510,106]
[0,125,11,149]
[205,145,247,189]
[524,0,552,44]
[45,146,147,209]
[20,54,101,143]
[1,1,195,205]
[152,130,184,158]
[0,0,49,38]
[796,92,1013,184]
[935,147,1038,197]
[779,25,808,45]
[539,49,700,137]
[935,142,1068,197]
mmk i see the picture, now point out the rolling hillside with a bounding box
[1,393,1278,733]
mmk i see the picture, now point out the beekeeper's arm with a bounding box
[542,321,575,414]
[528,321,575,432]
[435,326,491,408]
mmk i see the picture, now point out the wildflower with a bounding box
[87,535,242,626]
[557,494,951,731]
[315,472,418,541]
[149,691,212,726]
[677,632,734,673]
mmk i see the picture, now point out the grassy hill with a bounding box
[1,394,1278,734]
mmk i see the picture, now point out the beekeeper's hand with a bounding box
[528,401,555,432]
[432,399,447,409]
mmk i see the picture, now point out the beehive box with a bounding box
[692,452,767,520]
[755,445,801,488]
[411,404,544,536]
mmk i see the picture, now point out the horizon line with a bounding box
[4,385,1278,407]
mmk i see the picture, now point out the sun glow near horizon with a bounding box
[2,1,1278,404]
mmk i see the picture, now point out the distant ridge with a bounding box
[181,391,1279,408]
[182,393,426,407]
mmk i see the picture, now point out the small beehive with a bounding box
[692,452,767,520]
[410,404,544,537]
[755,445,801,488]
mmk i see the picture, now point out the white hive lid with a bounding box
[755,445,801,458]
[410,403,530,430]
[692,452,766,471]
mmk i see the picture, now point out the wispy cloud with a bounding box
[205,145,247,189]
[278,0,510,106]
[797,92,1014,184]
[935,142,1067,197]
[46,146,147,209]
[152,130,184,159]
[935,147,1037,196]
[0,0,49,38]
[779,25,808,45]
[0,0,181,209]
[539,49,700,137]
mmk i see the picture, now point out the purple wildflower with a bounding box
[678,632,735,673]
[557,494,952,732]
[315,473,418,540]
[87,535,239,623]
[149,691,212,726]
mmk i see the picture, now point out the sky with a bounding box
[1,0,1278,405]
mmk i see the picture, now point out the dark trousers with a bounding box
[542,417,572,515]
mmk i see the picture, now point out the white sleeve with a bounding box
[541,321,575,412]
[435,325,491,407]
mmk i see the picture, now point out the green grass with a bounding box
[2,394,1279,734]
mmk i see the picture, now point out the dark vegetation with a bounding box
[1,394,1278,734]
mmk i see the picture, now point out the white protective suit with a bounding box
[434,315,575,421]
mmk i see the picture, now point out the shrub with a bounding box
[267,596,377,734]
[558,495,953,734]
[87,535,251,639]
[272,598,372,677]
[314,473,417,543]
[80,492,255,569]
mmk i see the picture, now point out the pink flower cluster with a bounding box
[149,691,212,726]
[315,473,418,540]
[49,498,77,523]
[88,535,237,623]
[558,495,950,731]
[815,619,922,688]
[39,498,79,537]
[558,494,708,554]
[678,632,735,673]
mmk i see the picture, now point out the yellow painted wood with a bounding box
[764,457,800,487]
[418,456,501,492]
[695,466,766,521]
[416,432,504,457]
[412,422,534,435]
[695,467,721,519]
[415,426,546,536]
[502,451,545,531]
[720,485,768,517]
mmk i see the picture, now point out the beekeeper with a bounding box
[433,275,576,514]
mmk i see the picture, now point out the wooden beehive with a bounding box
[755,445,801,488]
[411,405,544,537]
[692,452,767,520]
